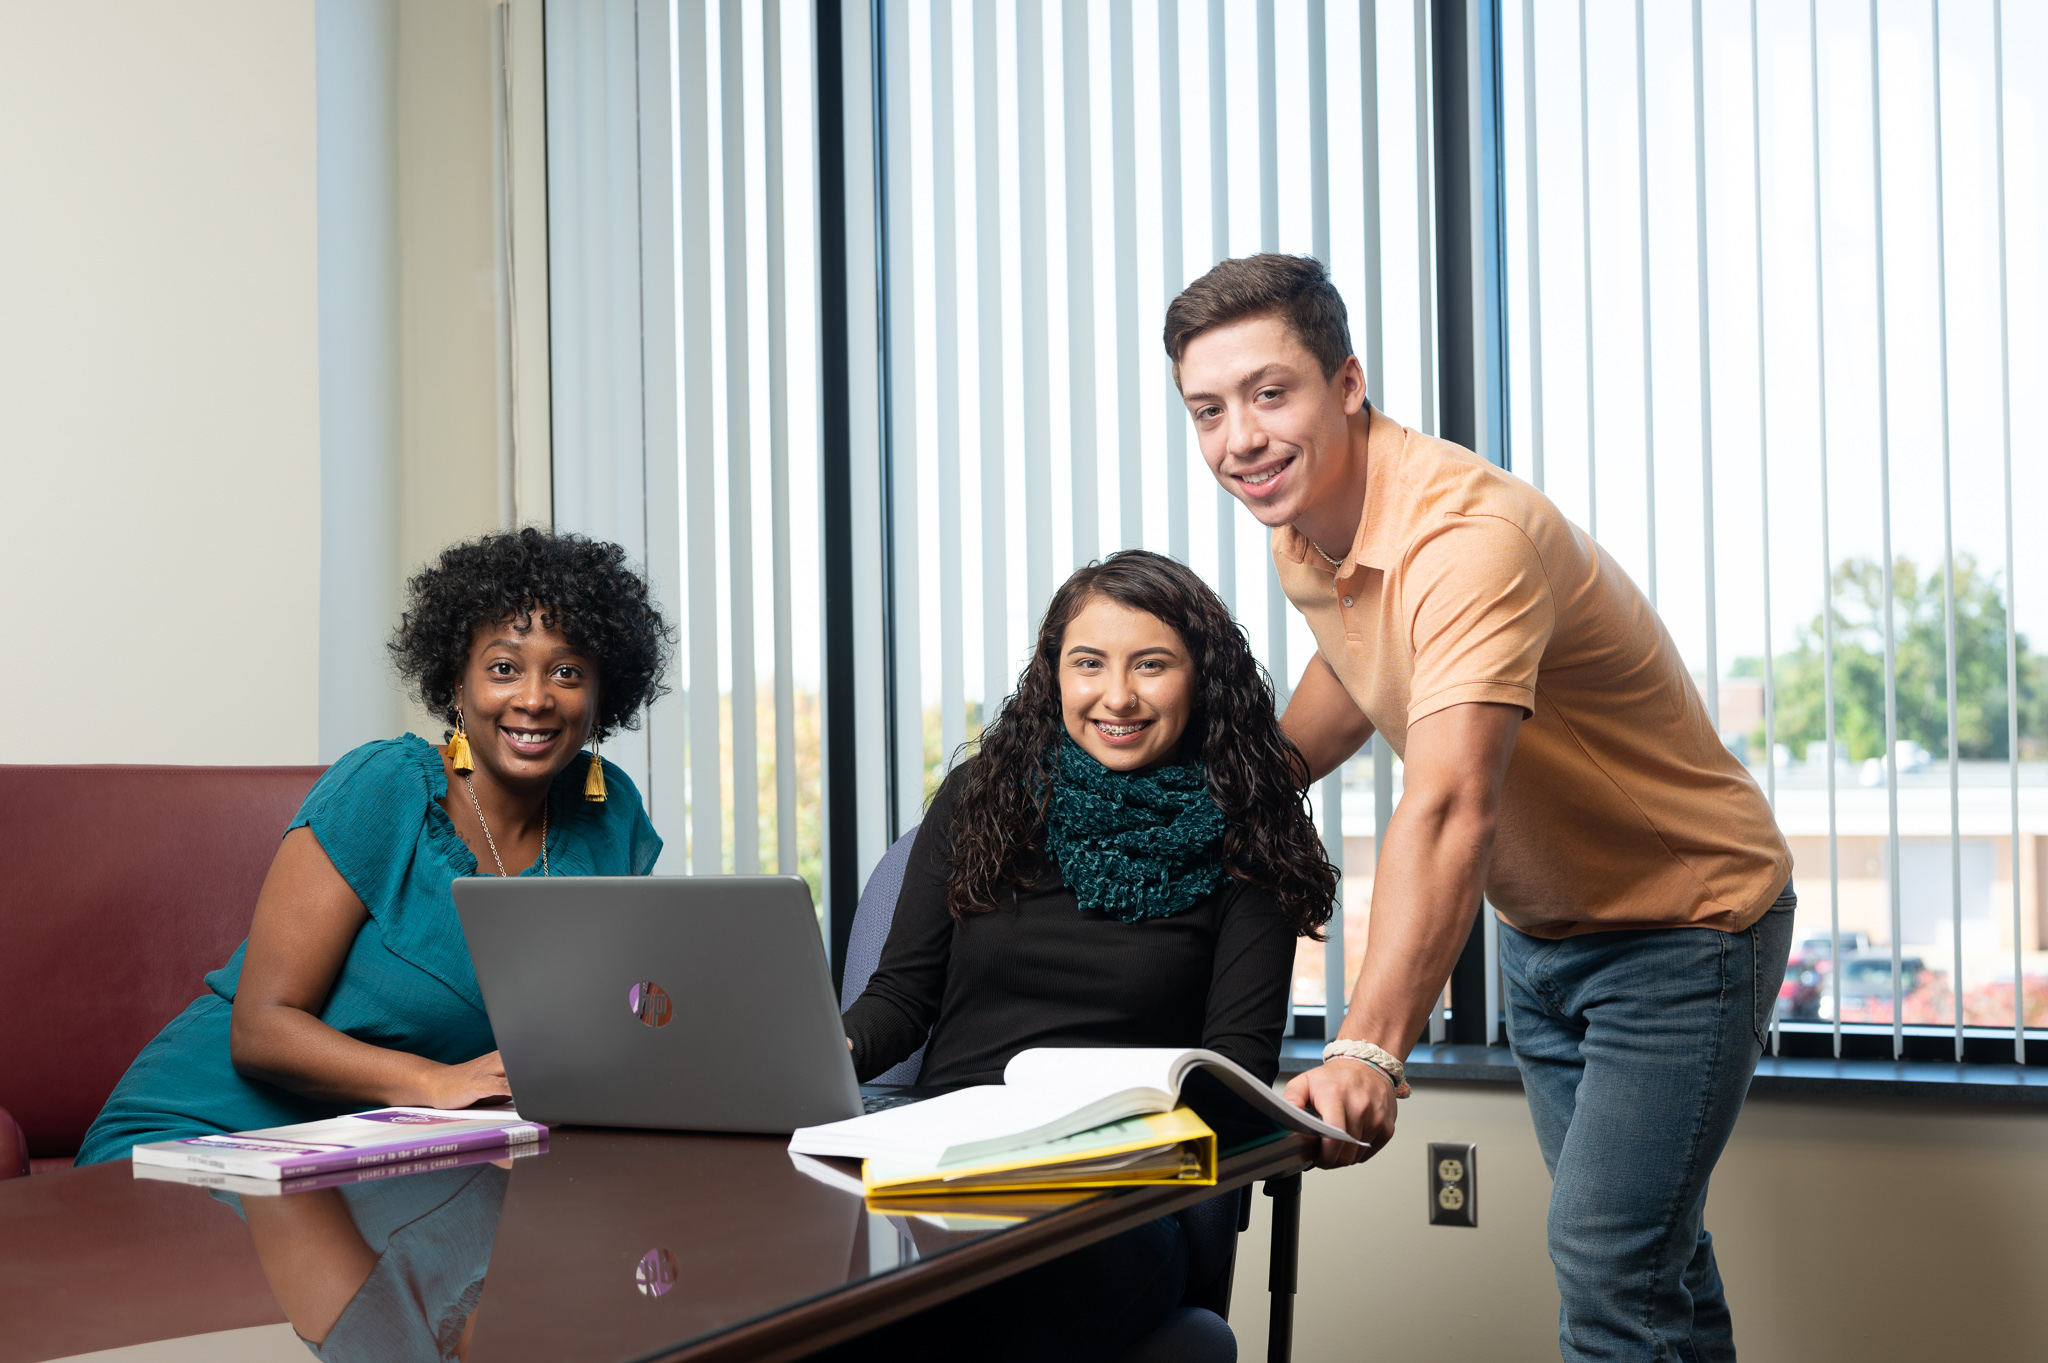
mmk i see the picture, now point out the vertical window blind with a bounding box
[1503,0,2044,1060]
[867,0,1457,1036]
[547,0,828,904]
[543,0,2044,1061]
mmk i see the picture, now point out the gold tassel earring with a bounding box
[448,707,475,775]
[584,734,608,802]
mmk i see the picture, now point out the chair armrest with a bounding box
[0,1105,27,1180]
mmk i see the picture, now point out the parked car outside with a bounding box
[1779,933,1875,1020]
[1817,951,1926,1023]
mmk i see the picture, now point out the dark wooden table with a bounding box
[0,1129,1312,1363]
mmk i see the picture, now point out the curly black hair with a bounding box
[388,528,674,742]
[945,550,1339,938]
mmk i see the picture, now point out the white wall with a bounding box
[0,0,541,767]
[0,0,323,765]
[1230,1081,2048,1361]
[317,0,539,759]
[316,0,405,758]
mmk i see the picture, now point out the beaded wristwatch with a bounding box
[1322,1040,1412,1098]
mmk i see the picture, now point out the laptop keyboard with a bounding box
[860,1093,921,1115]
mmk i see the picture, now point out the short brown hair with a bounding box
[1163,253,1353,383]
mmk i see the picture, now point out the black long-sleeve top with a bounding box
[842,767,1299,1089]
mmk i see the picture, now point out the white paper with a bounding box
[789,1046,1362,1166]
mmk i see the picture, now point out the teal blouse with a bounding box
[74,735,661,1167]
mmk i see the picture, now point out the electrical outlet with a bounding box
[1428,1142,1477,1227]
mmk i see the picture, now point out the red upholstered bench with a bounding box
[0,764,325,1175]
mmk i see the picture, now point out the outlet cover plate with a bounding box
[1428,1142,1477,1227]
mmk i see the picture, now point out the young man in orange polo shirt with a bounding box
[1168,254,1793,1362]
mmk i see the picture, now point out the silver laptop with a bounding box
[453,876,864,1134]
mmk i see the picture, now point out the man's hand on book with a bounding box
[1283,1060,1394,1167]
[420,1050,513,1110]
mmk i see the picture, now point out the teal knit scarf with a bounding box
[1042,732,1228,923]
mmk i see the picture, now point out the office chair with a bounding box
[839,827,1302,1363]
[836,827,927,1085]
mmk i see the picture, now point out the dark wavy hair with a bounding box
[945,550,1338,938]
[388,527,674,742]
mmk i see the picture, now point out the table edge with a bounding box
[646,1135,1316,1363]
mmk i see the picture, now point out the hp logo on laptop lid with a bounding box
[629,981,672,1028]
[635,1247,678,1297]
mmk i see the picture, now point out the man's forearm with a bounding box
[1335,792,1495,1059]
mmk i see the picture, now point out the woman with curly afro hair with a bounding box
[827,550,1335,1363]
[76,529,673,1170]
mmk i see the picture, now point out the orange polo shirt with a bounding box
[1274,410,1790,938]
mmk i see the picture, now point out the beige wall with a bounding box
[390,0,540,741]
[1229,1081,2048,1360]
[396,0,545,594]
[0,0,541,765]
[0,0,323,765]
[1784,833,2048,955]
[399,0,503,573]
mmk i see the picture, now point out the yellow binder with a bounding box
[860,1106,1218,1198]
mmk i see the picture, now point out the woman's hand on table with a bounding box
[416,1051,513,1110]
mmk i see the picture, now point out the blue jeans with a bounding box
[1499,885,1795,1363]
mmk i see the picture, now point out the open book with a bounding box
[789,1047,1360,1169]
[131,1109,547,1180]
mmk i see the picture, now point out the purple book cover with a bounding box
[135,1139,551,1195]
[135,1108,548,1179]
[271,1139,551,1191]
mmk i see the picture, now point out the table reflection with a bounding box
[237,1158,508,1362]
[6,1127,1310,1363]
[215,1129,1084,1363]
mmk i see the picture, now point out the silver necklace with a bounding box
[461,775,549,876]
[1309,537,1346,568]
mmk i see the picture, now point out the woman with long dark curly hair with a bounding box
[944,555,1338,943]
[831,550,1334,1363]
[75,528,673,1170]
[846,548,1334,1090]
